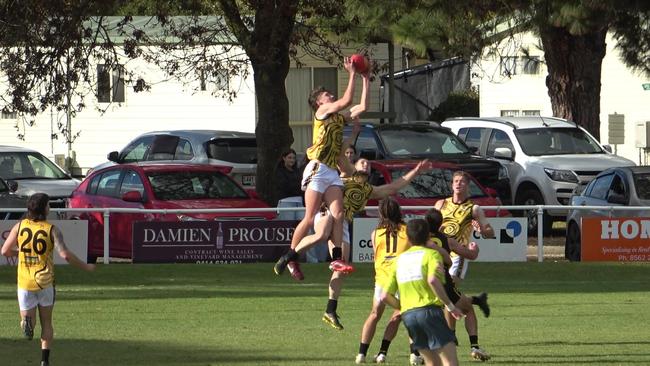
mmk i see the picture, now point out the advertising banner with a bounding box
[0,220,88,265]
[581,217,650,262]
[351,217,528,263]
[132,220,297,263]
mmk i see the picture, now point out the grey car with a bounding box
[93,130,258,189]
[0,145,80,208]
[0,177,28,219]
[565,166,650,261]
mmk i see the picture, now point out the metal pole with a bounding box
[103,210,110,264]
[537,206,543,262]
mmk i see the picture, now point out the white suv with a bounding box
[442,117,635,234]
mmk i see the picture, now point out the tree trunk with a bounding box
[540,25,608,140]
[253,62,294,206]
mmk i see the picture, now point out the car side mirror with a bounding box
[107,151,120,162]
[607,193,626,205]
[602,145,612,153]
[122,191,144,203]
[493,147,514,160]
[360,148,378,160]
[6,180,18,192]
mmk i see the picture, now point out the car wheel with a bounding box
[518,188,553,236]
[565,221,581,261]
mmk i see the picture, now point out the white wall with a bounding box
[475,32,650,164]
[0,55,257,173]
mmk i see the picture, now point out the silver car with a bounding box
[565,166,650,261]
[0,145,80,208]
[93,130,258,189]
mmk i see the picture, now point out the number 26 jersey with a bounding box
[17,219,55,291]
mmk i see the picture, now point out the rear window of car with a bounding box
[147,171,248,200]
[634,173,650,200]
[390,168,485,199]
[206,138,257,164]
[379,129,469,156]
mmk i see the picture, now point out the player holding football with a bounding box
[2,193,95,366]
[274,56,370,279]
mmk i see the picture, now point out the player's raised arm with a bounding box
[370,159,429,199]
[472,206,495,239]
[316,57,356,118]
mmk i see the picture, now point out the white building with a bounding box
[475,32,650,165]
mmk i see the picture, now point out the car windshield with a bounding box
[147,171,249,200]
[0,152,69,180]
[634,173,650,200]
[379,129,470,156]
[390,168,486,199]
[515,128,603,156]
[206,138,257,164]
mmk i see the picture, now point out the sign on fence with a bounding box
[351,217,528,263]
[0,220,88,265]
[132,220,297,263]
[581,217,650,262]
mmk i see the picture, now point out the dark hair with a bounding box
[406,219,430,246]
[377,197,403,235]
[282,148,296,158]
[425,208,443,234]
[308,86,328,111]
[278,148,297,169]
[345,145,357,154]
[27,193,49,221]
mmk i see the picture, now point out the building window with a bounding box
[200,69,229,91]
[521,56,540,74]
[97,64,125,103]
[500,110,520,117]
[286,67,338,122]
[1,108,17,119]
[500,57,518,76]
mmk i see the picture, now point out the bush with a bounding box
[429,88,479,122]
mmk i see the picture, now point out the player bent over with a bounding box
[380,219,463,366]
[2,193,95,366]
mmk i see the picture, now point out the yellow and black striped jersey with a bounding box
[16,219,55,291]
[306,113,345,169]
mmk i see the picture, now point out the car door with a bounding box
[85,168,125,258]
[113,169,149,257]
[577,173,615,221]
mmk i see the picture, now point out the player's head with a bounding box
[452,170,470,194]
[354,158,370,174]
[344,145,356,162]
[308,86,334,111]
[425,208,443,234]
[406,218,430,246]
[27,193,49,221]
[379,197,402,224]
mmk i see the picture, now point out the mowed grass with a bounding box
[1,261,648,366]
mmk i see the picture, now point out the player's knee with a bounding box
[329,208,344,221]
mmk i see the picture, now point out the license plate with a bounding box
[242,175,255,186]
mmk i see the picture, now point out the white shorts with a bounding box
[374,283,399,302]
[314,210,350,244]
[301,160,343,194]
[449,255,469,280]
[18,287,55,311]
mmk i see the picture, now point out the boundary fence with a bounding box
[2,205,648,264]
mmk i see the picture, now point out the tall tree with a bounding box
[0,1,349,204]
[347,0,650,140]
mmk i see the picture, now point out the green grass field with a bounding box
[1,262,648,366]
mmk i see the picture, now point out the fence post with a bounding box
[537,206,544,262]
[103,210,110,264]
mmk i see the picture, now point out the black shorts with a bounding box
[444,279,462,304]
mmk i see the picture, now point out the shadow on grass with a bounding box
[0,337,332,366]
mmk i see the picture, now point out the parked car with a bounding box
[0,177,28,220]
[366,160,509,218]
[68,163,275,262]
[442,116,636,234]
[0,145,80,208]
[343,122,512,205]
[92,130,258,189]
[565,166,650,261]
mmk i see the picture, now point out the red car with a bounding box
[68,163,275,262]
[367,160,509,217]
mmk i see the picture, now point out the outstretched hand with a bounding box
[343,57,354,73]
[415,159,432,174]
